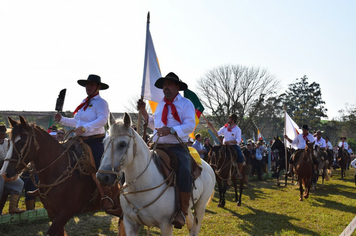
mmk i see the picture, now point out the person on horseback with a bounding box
[55,74,109,169]
[137,72,196,229]
[54,74,121,216]
[338,136,351,160]
[207,114,245,180]
[284,124,315,177]
[0,124,25,215]
[314,130,327,173]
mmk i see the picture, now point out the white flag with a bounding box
[284,111,302,149]
[141,14,162,113]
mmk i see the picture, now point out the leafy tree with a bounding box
[280,75,327,130]
[197,64,280,134]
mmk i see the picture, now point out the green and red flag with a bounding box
[183,89,205,139]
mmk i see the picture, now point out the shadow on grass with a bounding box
[226,205,320,236]
[310,196,355,214]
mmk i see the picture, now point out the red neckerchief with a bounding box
[342,141,344,148]
[73,92,99,115]
[224,123,236,132]
[161,93,181,125]
[303,134,308,141]
[317,137,321,142]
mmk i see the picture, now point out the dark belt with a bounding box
[80,134,105,140]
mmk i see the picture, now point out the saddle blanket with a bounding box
[188,147,202,165]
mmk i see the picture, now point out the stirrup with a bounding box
[236,173,242,179]
[171,211,186,229]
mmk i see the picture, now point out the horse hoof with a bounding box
[237,202,241,206]
[276,182,280,186]
[299,198,303,201]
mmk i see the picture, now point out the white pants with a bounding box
[0,175,24,196]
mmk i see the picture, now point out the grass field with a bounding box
[1,168,356,236]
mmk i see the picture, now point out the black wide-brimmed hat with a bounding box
[154,72,188,91]
[229,114,238,122]
[340,136,347,140]
[77,74,109,90]
[302,124,309,130]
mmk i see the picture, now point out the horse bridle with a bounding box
[97,129,137,184]
[5,124,39,172]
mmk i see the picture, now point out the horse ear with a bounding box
[123,112,131,130]
[19,115,30,130]
[8,117,18,128]
[109,112,116,126]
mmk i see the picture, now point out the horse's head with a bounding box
[271,137,283,151]
[303,141,315,162]
[97,112,140,186]
[1,116,36,181]
[208,145,222,168]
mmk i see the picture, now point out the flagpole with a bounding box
[284,104,288,186]
[137,12,150,134]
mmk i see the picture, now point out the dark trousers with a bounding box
[168,145,192,193]
[251,159,262,177]
[84,136,105,170]
[230,145,244,163]
[21,171,38,201]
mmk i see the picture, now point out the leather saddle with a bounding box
[152,147,202,186]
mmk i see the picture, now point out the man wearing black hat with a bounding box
[284,124,315,177]
[137,72,196,228]
[55,74,109,169]
[54,75,120,216]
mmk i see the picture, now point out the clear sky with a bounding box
[1,1,355,120]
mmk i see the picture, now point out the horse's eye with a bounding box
[118,141,127,148]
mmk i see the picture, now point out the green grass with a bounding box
[1,168,356,236]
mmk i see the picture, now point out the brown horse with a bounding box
[295,141,314,201]
[337,147,349,179]
[209,145,246,207]
[1,116,118,236]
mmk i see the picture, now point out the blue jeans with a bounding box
[167,145,192,193]
[21,171,39,200]
[84,136,105,170]
[230,145,244,163]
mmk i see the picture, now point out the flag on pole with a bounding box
[257,129,263,140]
[47,115,54,133]
[183,89,205,139]
[141,12,162,113]
[284,110,302,149]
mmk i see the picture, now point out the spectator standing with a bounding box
[203,137,213,162]
[192,133,206,160]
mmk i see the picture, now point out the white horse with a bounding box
[96,113,215,236]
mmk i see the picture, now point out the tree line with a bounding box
[194,64,355,151]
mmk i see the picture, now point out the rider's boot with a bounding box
[101,185,122,217]
[172,191,190,229]
[285,164,294,177]
[25,199,35,211]
[8,194,25,214]
[236,163,243,179]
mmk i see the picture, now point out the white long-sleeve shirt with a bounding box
[338,141,349,150]
[60,94,109,136]
[217,125,242,145]
[315,137,326,148]
[351,158,356,169]
[291,133,315,149]
[148,93,195,144]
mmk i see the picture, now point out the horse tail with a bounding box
[206,190,215,206]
